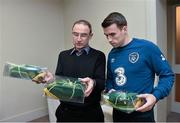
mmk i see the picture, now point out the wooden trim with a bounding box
[175,74,180,102]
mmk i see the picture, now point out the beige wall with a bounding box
[62,0,150,56]
[167,3,173,115]
[0,0,3,119]
[0,0,170,122]
[0,0,64,121]
[155,0,168,121]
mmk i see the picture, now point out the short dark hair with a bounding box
[101,12,127,29]
[72,19,92,34]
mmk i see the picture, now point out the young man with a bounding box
[101,12,174,122]
[34,20,106,122]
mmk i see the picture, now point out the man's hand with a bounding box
[79,77,95,97]
[135,94,157,112]
[32,71,54,84]
[108,89,116,93]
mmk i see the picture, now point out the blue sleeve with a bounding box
[105,54,114,91]
[147,43,175,101]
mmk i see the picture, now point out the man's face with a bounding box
[72,23,92,50]
[103,23,127,48]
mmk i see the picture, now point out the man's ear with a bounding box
[123,26,128,32]
[89,33,93,39]
[90,33,93,37]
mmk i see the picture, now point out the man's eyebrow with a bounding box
[104,33,116,35]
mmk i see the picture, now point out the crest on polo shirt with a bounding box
[129,52,139,63]
[114,67,127,86]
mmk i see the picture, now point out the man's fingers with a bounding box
[85,87,93,97]
[79,77,94,97]
[136,94,148,98]
[32,71,54,84]
[79,77,89,83]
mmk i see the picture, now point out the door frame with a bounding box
[170,4,180,114]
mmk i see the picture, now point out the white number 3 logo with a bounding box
[114,67,127,86]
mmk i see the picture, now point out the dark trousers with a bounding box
[113,108,155,122]
[55,103,104,122]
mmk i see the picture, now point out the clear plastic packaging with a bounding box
[3,62,86,103]
[103,91,145,113]
[43,75,86,103]
[3,62,47,80]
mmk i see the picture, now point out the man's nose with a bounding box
[77,35,82,40]
[107,36,112,42]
